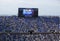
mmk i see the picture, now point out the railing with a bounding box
[0,32,60,35]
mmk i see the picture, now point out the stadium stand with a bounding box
[0,16,59,41]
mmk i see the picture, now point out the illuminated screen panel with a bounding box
[18,8,38,18]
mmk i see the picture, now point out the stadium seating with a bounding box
[0,16,59,41]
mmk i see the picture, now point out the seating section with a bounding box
[0,16,59,41]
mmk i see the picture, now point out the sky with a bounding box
[0,0,60,16]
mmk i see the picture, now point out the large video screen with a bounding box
[18,8,38,18]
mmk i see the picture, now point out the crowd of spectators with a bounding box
[0,16,59,41]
